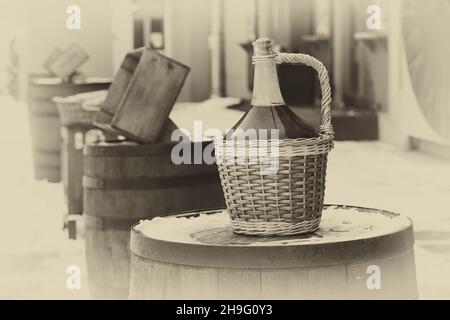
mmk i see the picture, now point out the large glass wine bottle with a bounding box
[228,38,317,140]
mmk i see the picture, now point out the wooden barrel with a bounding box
[28,76,111,182]
[129,205,418,300]
[56,91,107,214]
[55,90,109,238]
[83,140,226,299]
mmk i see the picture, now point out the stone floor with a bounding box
[1,95,450,299]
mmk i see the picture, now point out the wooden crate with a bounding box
[94,47,190,143]
[46,44,89,80]
[43,47,63,73]
[94,48,144,134]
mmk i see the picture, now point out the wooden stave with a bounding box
[84,223,130,299]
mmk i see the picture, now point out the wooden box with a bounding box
[46,44,89,80]
[94,48,144,133]
[44,47,63,72]
[94,47,190,143]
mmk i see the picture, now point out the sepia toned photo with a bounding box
[0,0,449,304]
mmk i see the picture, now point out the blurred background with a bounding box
[0,0,450,299]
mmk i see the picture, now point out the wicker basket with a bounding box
[214,53,334,236]
[54,91,107,127]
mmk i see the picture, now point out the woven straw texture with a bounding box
[215,52,334,236]
[56,101,98,127]
[54,91,106,127]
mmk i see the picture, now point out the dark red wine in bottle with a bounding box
[228,38,317,140]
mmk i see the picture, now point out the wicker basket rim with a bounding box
[214,134,334,150]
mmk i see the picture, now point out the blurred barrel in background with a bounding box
[55,90,109,237]
[27,76,111,182]
[83,140,225,299]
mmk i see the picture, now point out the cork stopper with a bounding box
[252,38,276,57]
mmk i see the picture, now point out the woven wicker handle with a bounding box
[277,53,334,137]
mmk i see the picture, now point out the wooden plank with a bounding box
[147,260,182,299]
[94,48,143,131]
[84,226,130,299]
[129,255,153,299]
[217,268,261,299]
[400,249,419,298]
[111,49,190,143]
[261,268,308,299]
[307,265,347,299]
[166,263,219,300]
[178,265,218,300]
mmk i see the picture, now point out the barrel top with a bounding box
[31,77,63,85]
[131,205,414,268]
[31,77,112,86]
[135,205,411,247]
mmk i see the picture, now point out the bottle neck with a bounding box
[250,57,286,107]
